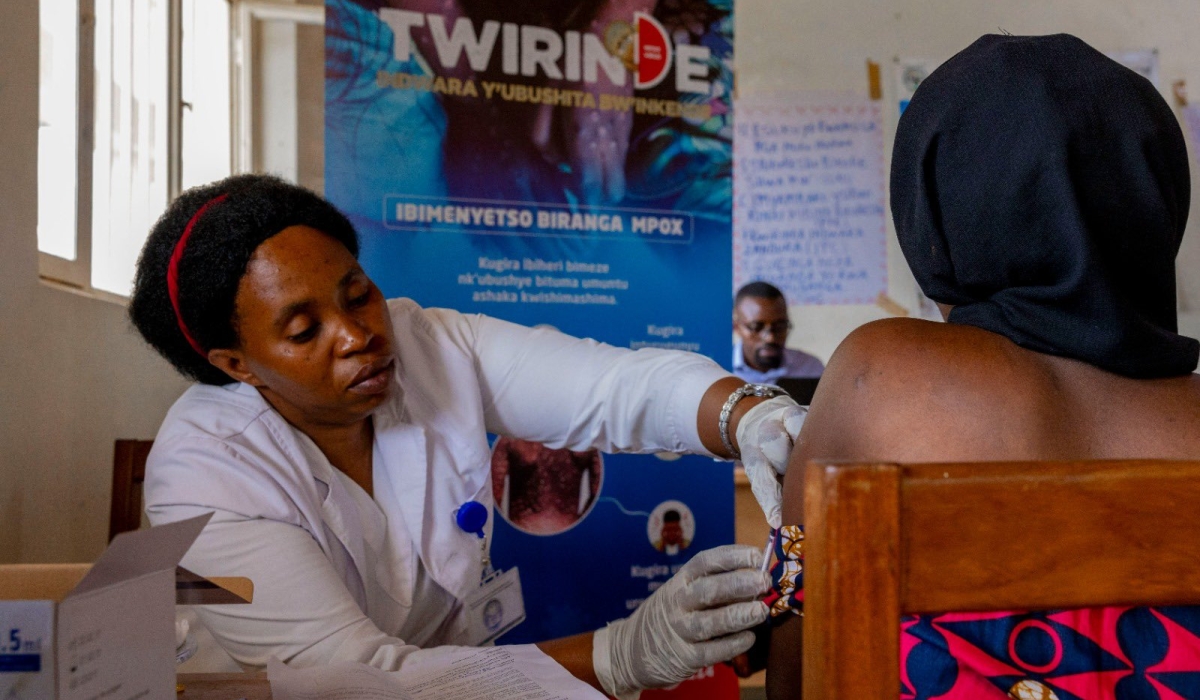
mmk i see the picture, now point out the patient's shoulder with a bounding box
[799,318,1047,462]
[820,317,1025,396]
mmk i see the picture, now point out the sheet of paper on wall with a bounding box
[1181,105,1200,168]
[267,645,606,700]
[894,57,942,116]
[1106,48,1160,88]
[732,92,888,306]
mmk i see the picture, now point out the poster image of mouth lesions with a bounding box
[491,436,603,536]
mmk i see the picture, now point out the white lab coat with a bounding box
[145,299,728,671]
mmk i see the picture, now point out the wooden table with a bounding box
[177,673,271,700]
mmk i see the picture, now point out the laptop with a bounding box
[772,376,820,405]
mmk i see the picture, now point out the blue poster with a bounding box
[324,0,737,682]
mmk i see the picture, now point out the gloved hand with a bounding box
[736,395,807,529]
[592,545,770,699]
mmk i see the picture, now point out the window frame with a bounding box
[38,0,324,302]
[230,1,325,175]
[38,0,187,303]
[38,0,97,293]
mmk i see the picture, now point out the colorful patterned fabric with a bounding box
[765,527,1200,698]
[768,525,805,618]
[902,607,1200,700]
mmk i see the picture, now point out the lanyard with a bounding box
[453,501,527,645]
[455,500,494,581]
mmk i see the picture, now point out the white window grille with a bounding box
[37,0,233,300]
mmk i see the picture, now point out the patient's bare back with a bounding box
[766,317,1200,700]
[785,318,1200,519]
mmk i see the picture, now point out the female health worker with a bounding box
[129,174,805,697]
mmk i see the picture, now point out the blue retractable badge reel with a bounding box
[456,500,488,539]
[454,500,526,643]
[456,500,494,580]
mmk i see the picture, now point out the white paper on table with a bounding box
[268,645,607,700]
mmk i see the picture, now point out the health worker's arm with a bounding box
[536,634,603,690]
[459,311,763,458]
[149,505,422,671]
[542,544,770,698]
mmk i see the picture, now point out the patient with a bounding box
[765,34,1200,699]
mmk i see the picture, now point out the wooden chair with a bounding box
[801,459,1200,700]
[109,439,154,541]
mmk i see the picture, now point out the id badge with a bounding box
[462,567,526,646]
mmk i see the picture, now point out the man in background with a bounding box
[732,282,824,383]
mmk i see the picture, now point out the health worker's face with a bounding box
[734,296,791,371]
[210,225,397,430]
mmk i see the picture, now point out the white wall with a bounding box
[5,1,1200,562]
[0,3,189,563]
[735,0,1200,362]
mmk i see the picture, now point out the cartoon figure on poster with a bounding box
[647,500,694,556]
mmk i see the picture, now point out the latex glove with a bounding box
[736,395,808,529]
[593,545,770,699]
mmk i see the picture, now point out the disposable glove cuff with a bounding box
[735,396,807,528]
[593,623,642,700]
[734,395,804,464]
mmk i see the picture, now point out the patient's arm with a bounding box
[763,319,918,700]
[763,462,806,700]
[763,317,1020,699]
[763,369,856,700]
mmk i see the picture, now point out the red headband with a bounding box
[167,194,227,357]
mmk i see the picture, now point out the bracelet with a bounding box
[718,383,781,460]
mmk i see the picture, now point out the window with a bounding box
[37,0,82,280]
[181,0,234,191]
[89,0,171,296]
[37,0,326,299]
[37,0,232,299]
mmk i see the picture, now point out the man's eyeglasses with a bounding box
[740,320,792,337]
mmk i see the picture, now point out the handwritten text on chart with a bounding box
[733,98,888,305]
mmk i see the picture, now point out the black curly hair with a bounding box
[735,281,784,304]
[129,174,360,385]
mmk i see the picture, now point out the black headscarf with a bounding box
[891,34,1198,378]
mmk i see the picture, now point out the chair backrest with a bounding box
[801,459,1200,700]
[109,439,154,541]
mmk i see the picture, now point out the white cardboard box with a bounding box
[0,514,212,700]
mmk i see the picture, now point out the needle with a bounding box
[759,529,776,574]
